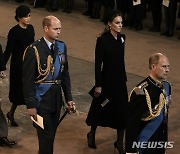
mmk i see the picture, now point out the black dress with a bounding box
[86,32,128,129]
[3,24,35,105]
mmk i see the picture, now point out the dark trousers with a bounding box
[36,111,60,154]
[164,0,178,33]
[0,105,8,138]
[150,0,163,29]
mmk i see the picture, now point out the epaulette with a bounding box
[134,81,148,95]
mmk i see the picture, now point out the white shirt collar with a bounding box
[43,37,55,49]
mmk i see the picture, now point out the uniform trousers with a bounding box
[36,110,60,154]
[0,103,8,138]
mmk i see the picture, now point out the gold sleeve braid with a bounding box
[23,46,54,84]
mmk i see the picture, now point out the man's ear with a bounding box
[151,64,156,70]
[44,26,48,32]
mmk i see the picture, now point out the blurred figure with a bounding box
[161,0,178,37]
[62,0,74,13]
[3,5,35,127]
[46,0,60,12]
[148,0,163,32]
[129,0,146,31]
[0,44,17,147]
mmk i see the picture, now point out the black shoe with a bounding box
[114,141,125,154]
[66,9,72,13]
[176,26,180,30]
[148,27,160,32]
[0,137,17,147]
[46,7,58,12]
[161,31,169,36]
[178,36,180,39]
[6,112,18,127]
[135,25,143,31]
[82,11,92,16]
[15,0,24,3]
[87,132,96,149]
[166,31,174,37]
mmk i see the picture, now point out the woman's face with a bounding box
[19,13,31,26]
[108,16,123,33]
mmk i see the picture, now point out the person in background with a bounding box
[62,0,74,13]
[125,53,171,154]
[0,44,17,147]
[46,0,60,12]
[22,15,75,154]
[148,0,163,32]
[161,0,178,37]
[3,5,35,127]
[86,10,128,154]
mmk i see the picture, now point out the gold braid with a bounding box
[33,46,54,83]
[142,88,166,121]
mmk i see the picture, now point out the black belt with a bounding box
[40,80,61,84]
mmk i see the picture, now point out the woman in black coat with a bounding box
[86,10,128,154]
[3,5,35,127]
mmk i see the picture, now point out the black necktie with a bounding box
[50,43,54,54]
[50,43,55,62]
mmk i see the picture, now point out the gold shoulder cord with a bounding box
[142,88,166,121]
[23,46,54,84]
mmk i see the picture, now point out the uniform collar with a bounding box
[148,75,163,88]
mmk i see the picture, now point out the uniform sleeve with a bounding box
[95,37,105,87]
[60,44,73,102]
[125,91,146,153]
[23,46,38,109]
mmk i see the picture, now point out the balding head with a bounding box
[42,15,60,28]
[149,53,170,81]
[149,53,166,69]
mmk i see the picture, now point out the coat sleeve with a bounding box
[23,46,39,109]
[60,44,73,102]
[3,28,15,65]
[95,36,105,87]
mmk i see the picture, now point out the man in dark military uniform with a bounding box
[22,15,75,154]
[0,44,16,147]
[125,53,171,154]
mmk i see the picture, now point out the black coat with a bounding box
[3,24,35,105]
[23,38,73,113]
[86,32,128,129]
[125,76,171,154]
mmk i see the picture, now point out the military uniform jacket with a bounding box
[23,38,73,113]
[125,76,171,154]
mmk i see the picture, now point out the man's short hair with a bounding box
[42,16,51,28]
[149,53,164,69]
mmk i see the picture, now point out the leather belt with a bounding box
[40,80,61,84]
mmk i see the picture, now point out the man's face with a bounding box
[45,18,61,42]
[152,56,170,80]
